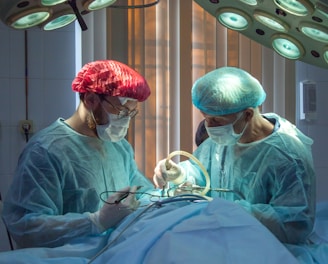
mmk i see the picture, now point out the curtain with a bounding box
[80,0,296,182]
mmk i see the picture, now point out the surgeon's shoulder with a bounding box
[24,119,67,147]
[265,114,314,158]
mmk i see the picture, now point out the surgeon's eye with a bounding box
[117,108,139,119]
[205,117,228,127]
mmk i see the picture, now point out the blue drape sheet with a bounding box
[0,198,327,264]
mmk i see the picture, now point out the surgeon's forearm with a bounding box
[8,213,94,248]
[235,200,313,244]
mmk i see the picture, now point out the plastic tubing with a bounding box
[166,150,211,197]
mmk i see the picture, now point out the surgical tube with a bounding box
[166,150,211,197]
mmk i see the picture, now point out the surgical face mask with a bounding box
[205,113,247,145]
[95,112,131,142]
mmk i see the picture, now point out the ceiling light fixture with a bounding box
[271,33,305,60]
[0,0,160,32]
[7,8,51,30]
[193,0,328,69]
[83,0,117,11]
[323,47,328,64]
[254,10,289,32]
[239,0,258,6]
[42,11,76,31]
[216,8,251,31]
[273,0,314,16]
[316,2,328,19]
[41,0,67,6]
[299,22,328,43]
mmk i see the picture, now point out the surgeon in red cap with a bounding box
[2,60,154,249]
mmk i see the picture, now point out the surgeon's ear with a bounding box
[83,92,101,110]
[244,108,254,121]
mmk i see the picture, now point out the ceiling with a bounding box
[1,0,328,69]
[194,0,328,69]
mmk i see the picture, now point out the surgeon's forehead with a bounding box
[201,111,236,121]
[104,96,137,108]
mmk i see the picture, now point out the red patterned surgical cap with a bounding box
[72,60,151,102]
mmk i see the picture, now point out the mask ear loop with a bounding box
[89,101,111,131]
[232,111,249,137]
[232,111,244,125]
[90,109,97,123]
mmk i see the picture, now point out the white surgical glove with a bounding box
[89,186,140,233]
[153,159,185,188]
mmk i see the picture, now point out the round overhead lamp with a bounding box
[83,0,117,11]
[42,11,76,31]
[271,33,305,60]
[323,47,328,64]
[7,8,51,29]
[253,10,289,32]
[316,3,328,19]
[216,8,252,31]
[41,0,67,6]
[239,0,258,6]
[273,0,314,16]
[299,22,328,43]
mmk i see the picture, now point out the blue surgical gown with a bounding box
[2,118,154,248]
[179,113,316,244]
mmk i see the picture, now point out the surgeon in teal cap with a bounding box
[154,66,316,245]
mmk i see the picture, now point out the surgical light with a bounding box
[8,8,50,30]
[42,12,76,31]
[84,0,117,11]
[254,10,289,32]
[316,2,328,19]
[0,0,160,31]
[41,0,67,6]
[193,0,328,69]
[271,34,305,60]
[216,8,251,31]
[239,0,258,6]
[299,23,328,43]
[324,48,328,64]
[273,0,314,16]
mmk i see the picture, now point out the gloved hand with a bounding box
[89,186,140,233]
[153,159,185,188]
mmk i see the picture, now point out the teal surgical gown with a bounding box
[180,113,316,244]
[2,118,154,248]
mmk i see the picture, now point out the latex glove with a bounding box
[153,159,185,188]
[89,186,140,233]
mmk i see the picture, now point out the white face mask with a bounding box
[205,113,247,145]
[96,113,131,142]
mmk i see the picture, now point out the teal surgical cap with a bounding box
[191,67,266,116]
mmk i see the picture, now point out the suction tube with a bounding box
[166,150,211,197]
